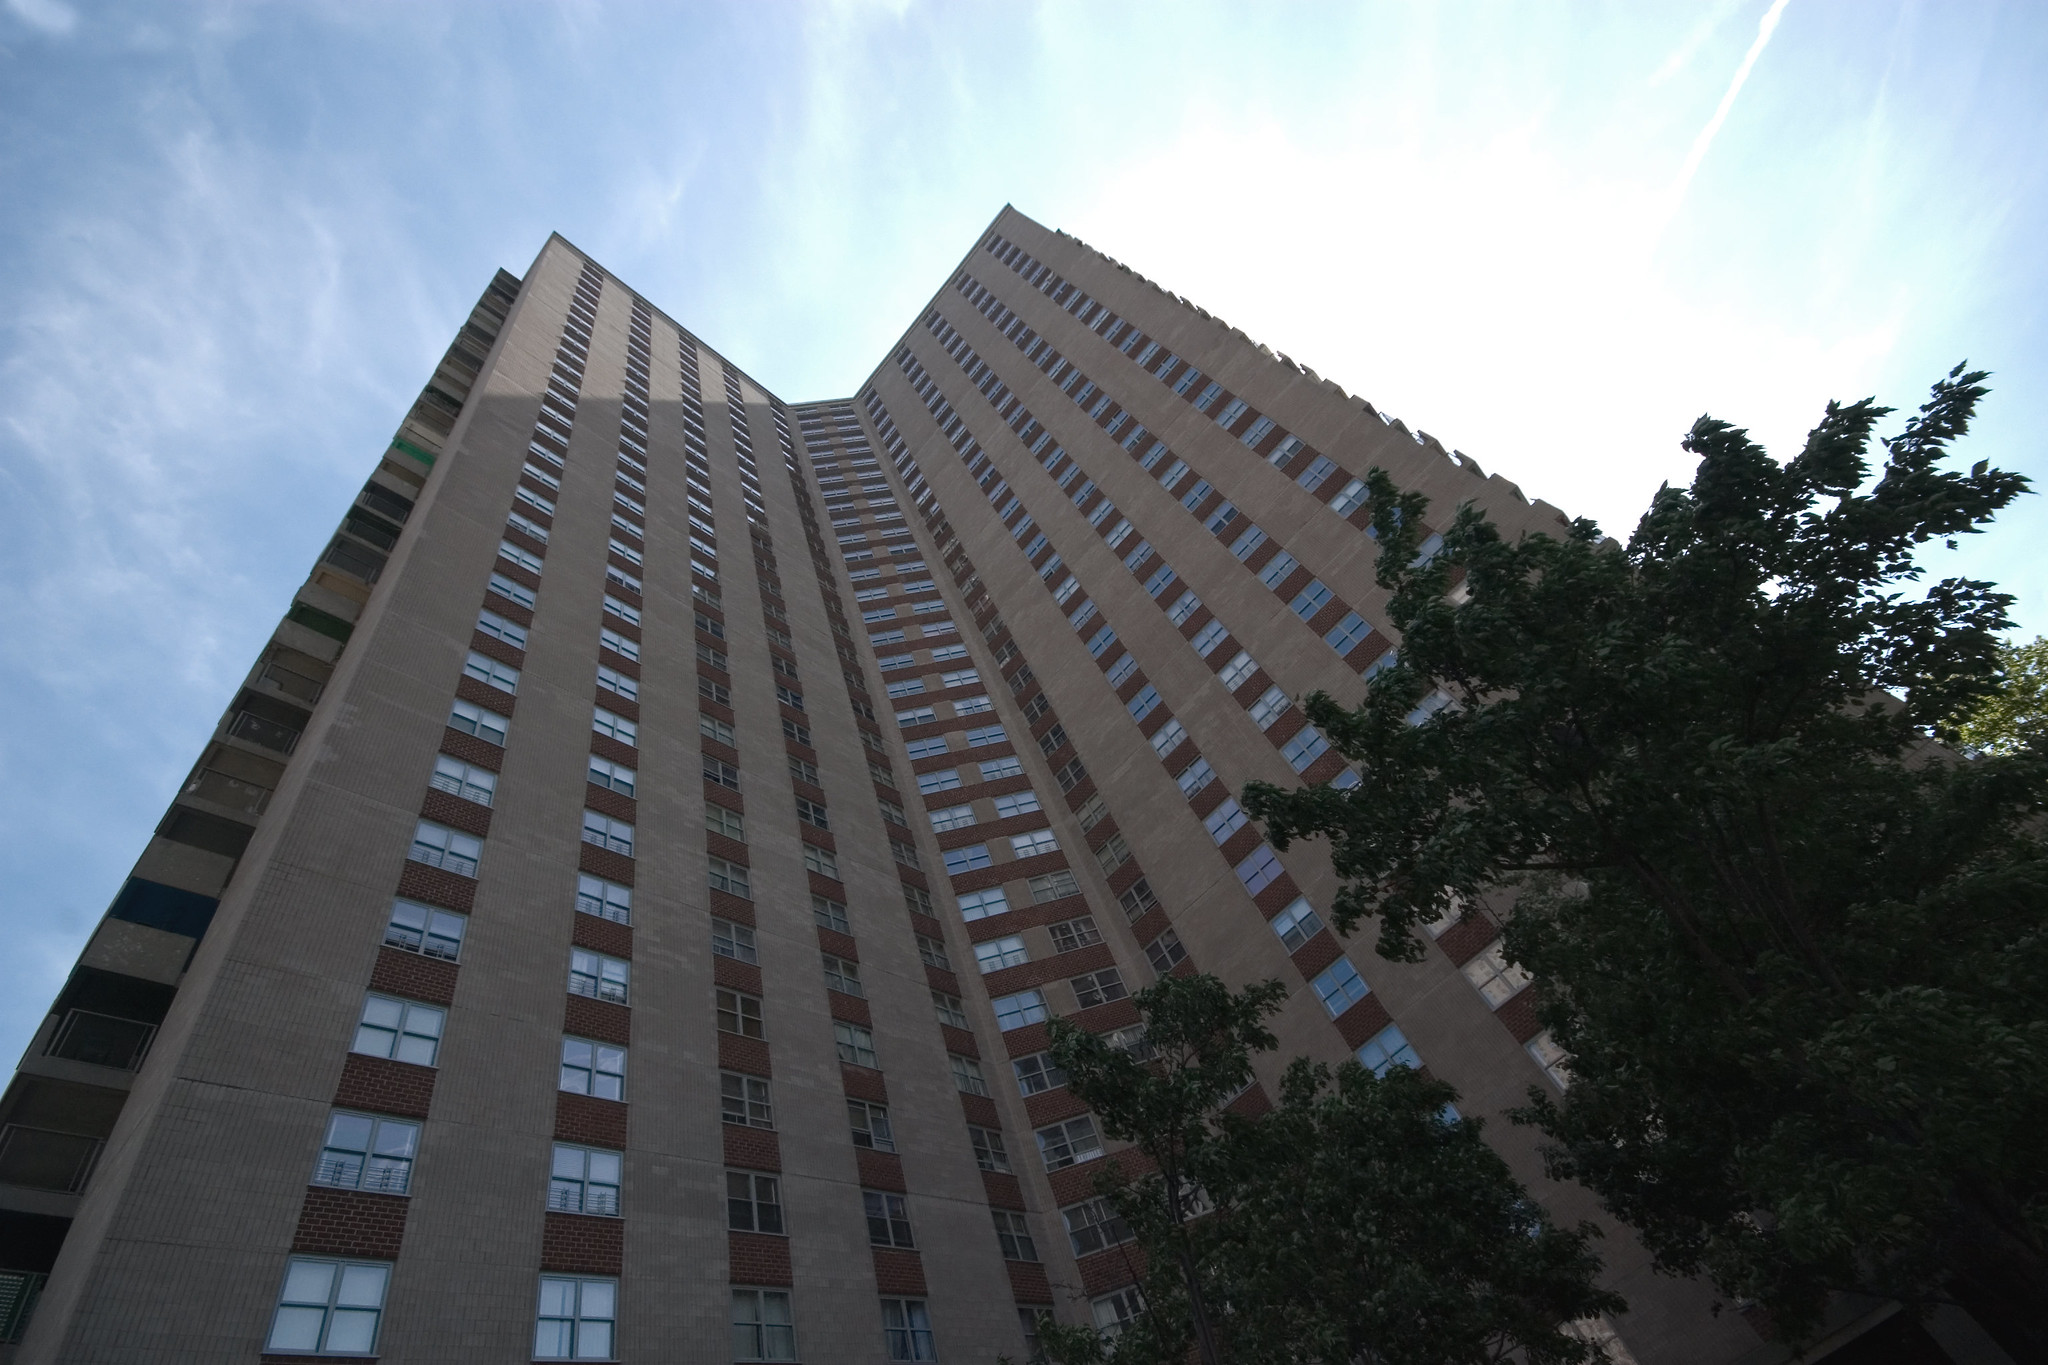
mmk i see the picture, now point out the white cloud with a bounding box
[5,0,77,37]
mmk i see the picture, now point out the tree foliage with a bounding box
[1243,366,2048,1353]
[1038,974,1620,1365]
[1951,634,2048,755]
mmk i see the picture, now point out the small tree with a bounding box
[1952,634,2048,754]
[1244,366,2048,1354]
[1041,974,1621,1365]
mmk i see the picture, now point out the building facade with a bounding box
[0,209,1767,1363]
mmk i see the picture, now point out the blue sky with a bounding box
[2,0,2044,1065]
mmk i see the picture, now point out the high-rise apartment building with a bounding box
[0,209,1772,1364]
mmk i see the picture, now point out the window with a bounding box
[1312,958,1369,1017]
[993,1209,1039,1261]
[1144,930,1188,975]
[915,934,951,970]
[582,809,634,857]
[782,718,812,746]
[864,1189,915,1248]
[980,755,1023,781]
[722,1072,774,1128]
[776,684,806,712]
[1093,1287,1144,1339]
[1219,650,1258,690]
[1106,654,1139,688]
[1250,685,1292,729]
[1291,580,1333,620]
[1167,589,1202,624]
[1230,524,1267,560]
[835,1021,879,1068]
[994,989,1048,1030]
[1126,685,1161,723]
[266,1257,389,1356]
[595,664,638,702]
[732,1288,797,1362]
[1087,624,1117,658]
[1462,944,1533,1007]
[1282,726,1328,771]
[1144,564,1176,598]
[881,1298,936,1362]
[887,678,926,700]
[929,803,976,832]
[1030,870,1080,902]
[1215,397,1248,427]
[896,705,937,726]
[787,754,820,784]
[560,1038,626,1100]
[969,1125,1010,1172]
[498,539,543,574]
[1190,620,1228,658]
[943,844,992,875]
[822,954,863,997]
[587,754,636,797]
[709,856,751,898]
[569,949,630,1005]
[976,936,1028,972]
[1071,969,1127,1009]
[593,707,637,746]
[727,1171,784,1233]
[1176,759,1215,798]
[409,820,480,877]
[712,917,757,964]
[956,887,1008,921]
[384,898,464,961]
[931,991,969,1028]
[1206,798,1249,844]
[577,875,631,924]
[1013,1052,1067,1096]
[717,990,765,1039]
[1357,1024,1422,1076]
[535,1277,616,1362]
[966,724,1006,746]
[1272,897,1325,952]
[1258,551,1299,589]
[1330,477,1370,516]
[802,844,840,878]
[1526,1030,1571,1089]
[448,697,509,746]
[906,736,950,760]
[549,1144,622,1215]
[951,1053,990,1096]
[848,1098,895,1152]
[703,804,745,841]
[1048,916,1102,952]
[1118,877,1160,923]
[1236,845,1284,894]
[477,608,527,649]
[489,571,536,609]
[1064,1196,1135,1257]
[954,694,994,717]
[353,995,443,1066]
[1010,830,1057,859]
[1325,611,1372,655]
[1036,1115,1102,1170]
[312,1111,418,1194]
[917,769,962,795]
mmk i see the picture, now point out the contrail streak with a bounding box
[1667,0,1792,213]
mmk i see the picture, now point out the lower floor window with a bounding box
[733,1287,797,1361]
[267,1256,389,1356]
[1093,1286,1144,1338]
[882,1297,937,1362]
[535,1275,616,1360]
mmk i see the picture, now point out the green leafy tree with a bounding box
[1952,634,2048,755]
[1244,366,2048,1355]
[1039,974,1622,1365]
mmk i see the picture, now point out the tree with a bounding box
[1037,974,1622,1365]
[1243,366,2048,1355]
[1952,634,2048,755]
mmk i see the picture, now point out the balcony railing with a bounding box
[47,1009,156,1071]
[0,1124,102,1193]
[228,710,301,754]
[0,1270,48,1344]
[312,1154,413,1194]
[547,1183,619,1216]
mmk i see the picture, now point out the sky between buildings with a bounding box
[0,0,2043,1064]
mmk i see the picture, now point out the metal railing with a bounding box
[228,710,301,754]
[0,1124,102,1193]
[47,1009,156,1071]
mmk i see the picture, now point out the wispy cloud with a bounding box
[1665,0,1793,216]
[5,0,77,37]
